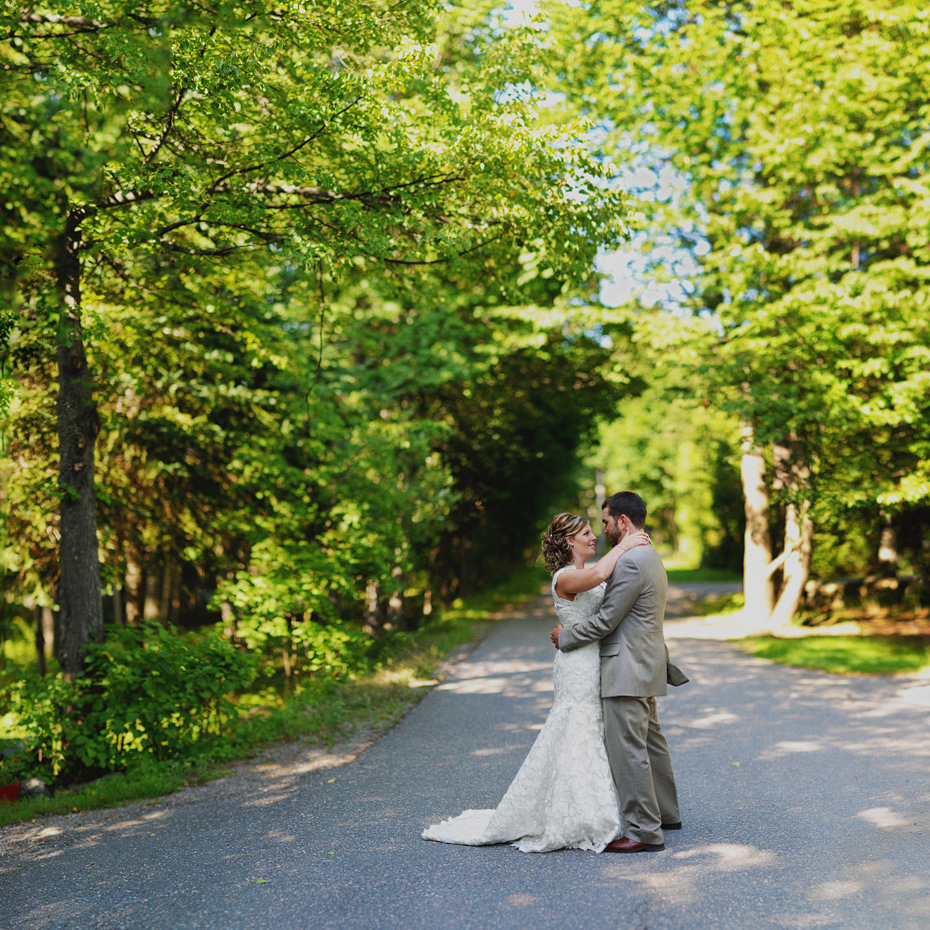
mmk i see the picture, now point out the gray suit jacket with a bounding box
[558,545,669,698]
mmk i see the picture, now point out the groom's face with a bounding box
[602,507,626,546]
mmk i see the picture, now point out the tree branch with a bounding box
[154,217,201,237]
[159,241,244,256]
[205,97,362,196]
[20,13,109,29]
[239,182,398,207]
[764,548,789,580]
[382,233,506,266]
[213,222,285,242]
[95,190,156,212]
[9,12,116,40]
[233,169,467,213]
[143,85,188,166]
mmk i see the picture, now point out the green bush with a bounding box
[9,623,255,783]
[214,539,374,679]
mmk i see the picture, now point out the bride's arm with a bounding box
[554,532,651,598]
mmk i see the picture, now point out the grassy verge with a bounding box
[0,567,546,829]
[666,568,742,584]
[691,592,745,616]
[736,634,930,675]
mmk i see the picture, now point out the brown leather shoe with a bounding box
[604,836,665,853]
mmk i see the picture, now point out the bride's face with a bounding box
[570,524,597,560]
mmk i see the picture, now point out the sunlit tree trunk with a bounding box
[364,579,383,637]
[769,498,814,627]
[56,211,103,679]
[878,514,898,577]
[768,437,814,628]
[740,422,774,622]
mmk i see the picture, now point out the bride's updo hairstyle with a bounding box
[541,513,588,574]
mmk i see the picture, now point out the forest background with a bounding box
[1,0,929,797]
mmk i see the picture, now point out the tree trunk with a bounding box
[388,564,406,631]
[591,468,606,529]
[143,568,160,620]
[282,615,294,691]
[158,562,173,623]
[112,585,125,626]
[168,564,182,624]
[52,602,62,663]
[878,515,898,577]
[768,499,814,628]
[364,579,383,637]
[460,536,472,598]
[767,436,814,629]
[220,599,237,640]
[740,423,774,622]
[125,559,142,623]
[439,535,453,607]
[34,605,46,677]
[56,211,103,679]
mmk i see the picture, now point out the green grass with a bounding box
[737,634,930,676]
[0,567,544,829]
[691,591,745,616]
[666,567,742,584]
[0,761,226,826]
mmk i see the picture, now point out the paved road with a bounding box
[2,591,929,930]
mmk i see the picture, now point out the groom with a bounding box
[550,491,682,853]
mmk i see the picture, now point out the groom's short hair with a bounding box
[602,491,647,528]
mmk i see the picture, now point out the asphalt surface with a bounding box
[2,586,929,930]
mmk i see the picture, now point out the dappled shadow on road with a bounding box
[3,594,930,930]
[396,604,930,929]
[670,637,930,764]
[646,637,930,928]
[0,736,374,869]
[405,598,930,927]
[0,598,563,930]
[434,657,554,697]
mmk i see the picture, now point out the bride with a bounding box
[422,512,650,853]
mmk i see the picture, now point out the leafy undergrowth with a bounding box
[0,568,545,828]
[737,634,930,676]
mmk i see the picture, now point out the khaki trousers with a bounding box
[602,696,680,845]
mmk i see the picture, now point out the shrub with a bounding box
[215,540,374,679]
[9,623,255,783]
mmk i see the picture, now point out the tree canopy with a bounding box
[1,1,632,675]
[549,0,930,620]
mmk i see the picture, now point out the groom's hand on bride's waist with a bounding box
[550,623,563,649]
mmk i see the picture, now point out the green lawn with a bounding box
[737,634,930,676]
[666,567,742,584]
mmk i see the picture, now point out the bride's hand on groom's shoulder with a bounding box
[621,531,651,552]
[550,623,563,649]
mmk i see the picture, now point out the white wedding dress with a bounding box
[422,565,622,853]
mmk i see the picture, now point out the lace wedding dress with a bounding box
[422,566,622,853]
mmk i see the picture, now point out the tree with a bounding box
[589,315,743,569]
[547,0,930,623]
[1,1,627,673]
